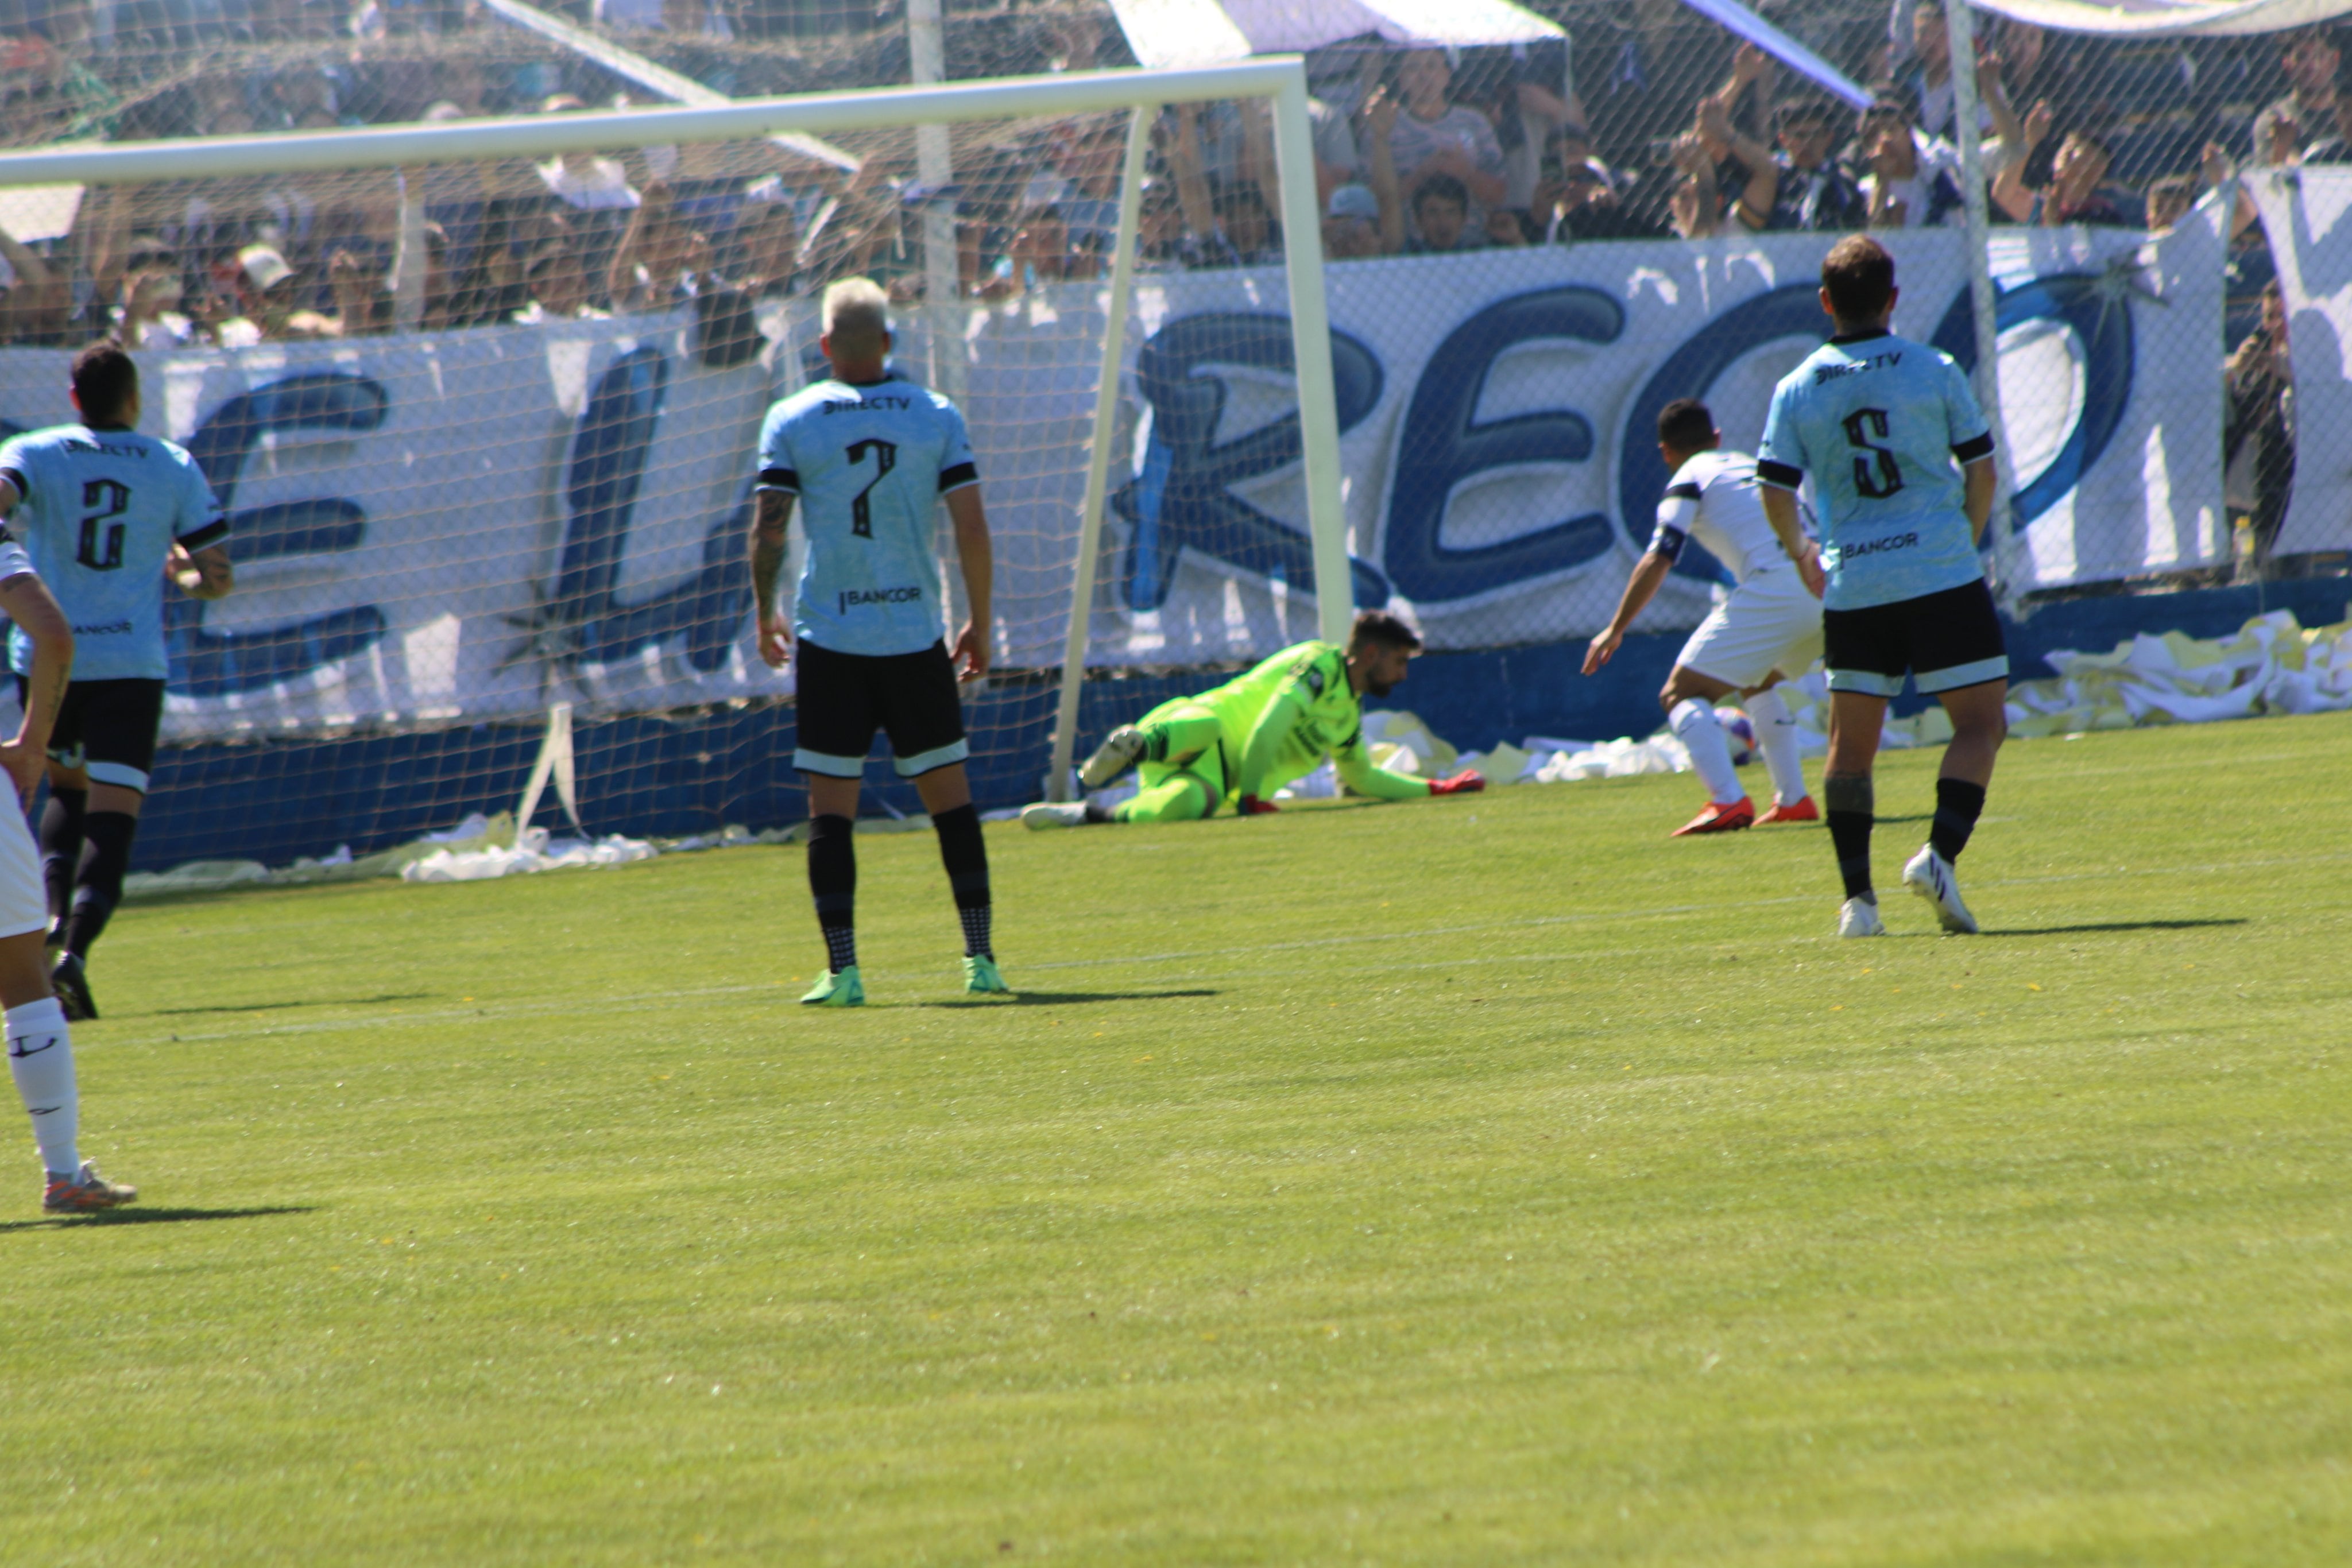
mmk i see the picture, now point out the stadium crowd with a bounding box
[0,1,2333,569]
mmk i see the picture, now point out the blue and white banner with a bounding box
[2252,166,2352,559]
[0,218,2226,742]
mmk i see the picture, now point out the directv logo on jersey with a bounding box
[824,397,913,415]
[1814,350,1904,385]
[838,586,924,613]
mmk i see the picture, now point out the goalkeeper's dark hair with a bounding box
[1349,610,1423,654]
[1657,398,1716,453]
[71,341,138,424]
[1821,235,1896,327]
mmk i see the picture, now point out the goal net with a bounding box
[0,63,1347,866]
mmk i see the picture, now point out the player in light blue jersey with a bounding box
[0,344,234,1019]
[1755,236,2005,939]
[751,278,1006,1005]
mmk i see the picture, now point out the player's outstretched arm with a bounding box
[0,570,70,800]
[1585,549,1673,675]
[946,485,993,682]
[750,489,795,670]
[169,542,233,601]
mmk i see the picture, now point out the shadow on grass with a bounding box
[916,988,1221,1009]
[1984,919,2247,937]
[0,1204,314,1235]
[146,992,435,1017]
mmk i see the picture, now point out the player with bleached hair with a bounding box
[1584,397,1822,836]
[1755,234,2005,937]
[1019,610,1484,827]
[751,277,1007,1006]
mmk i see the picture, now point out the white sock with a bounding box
[1746,687,1807,806]
[1669,698,1744,805]
[6,998,76,1178]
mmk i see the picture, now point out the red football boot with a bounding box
[1671,797,1755,837]
[1756,795,1820,824]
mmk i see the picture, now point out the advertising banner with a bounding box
[0,219,2228,743]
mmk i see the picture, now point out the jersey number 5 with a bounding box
[844,439,898,539]
[1842,409,1905,500]
[77,479,130,571]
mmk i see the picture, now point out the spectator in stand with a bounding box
[977,204,1101,298]
[606,185,713,312]
[2252,27,2341,166]
[1322,184,1386,260]
[1404,174,1483,254]
[2295,91,2352,162]
[728,195,800,298]
[2225,279,2295,578]
[110,236,200,349]
[1980,17,2078,188]
[326,246,391,334]
[1665,133,1724,240]
[1760,96,1870,231]
[1858,97,1964,230]
[1549,156,1667,242]
[1162,101,1279,269]
[516,235,602,322]
[1697,91,1778,232]
[215,242,312,343]
[1380,48,1506,238]
[2144,175,2199,233]
[0,222,68,344]
[1582,0,1730,173]
[1898,1,1959,142]
[1995,110,2135,227]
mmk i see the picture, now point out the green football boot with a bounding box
[961,955,1011,995]
[800,966,865,1006]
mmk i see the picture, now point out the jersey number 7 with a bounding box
[845,439,898,539]
[77,479,130,571]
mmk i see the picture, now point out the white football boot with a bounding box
[1902,845,1979,934]
[1020,801,1091,830]
[1078,725,1148,789]
[1838,895,1886,938]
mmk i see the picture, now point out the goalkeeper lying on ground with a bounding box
[1020,611,1484,828]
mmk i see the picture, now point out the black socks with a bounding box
[64,812,136,960]
[1824,773,1875,901]
[932,803,993,959]
[807,813,857,973]
[1931,777,1987,864]
[38,787,84,938]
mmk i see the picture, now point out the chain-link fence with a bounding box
[2,0,2345,631]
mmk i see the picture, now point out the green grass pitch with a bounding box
[3,714,2346,1565]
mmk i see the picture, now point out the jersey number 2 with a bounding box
[1842,409,1905,500]
[77,479,130,571]
[845,439,898,539]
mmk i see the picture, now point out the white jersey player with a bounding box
[0,525,136,1210]
[1583,397,1824,836]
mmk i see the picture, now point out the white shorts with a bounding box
[0,803,45,941]
[1676,565,1826,690]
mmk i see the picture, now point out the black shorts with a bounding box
[792,638,969,780]
[1823,579,2007,698]
[15,676,167,792]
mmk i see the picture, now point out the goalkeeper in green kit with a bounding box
[1019,611,1484,828]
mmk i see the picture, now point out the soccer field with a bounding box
[4,714,2346,1565]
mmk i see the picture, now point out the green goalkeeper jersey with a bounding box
[1198,641,1431,804]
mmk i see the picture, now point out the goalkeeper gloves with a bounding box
[1236,794,1280,816]
[1429,770,1486,796]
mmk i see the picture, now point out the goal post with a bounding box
[0,59,1349,850]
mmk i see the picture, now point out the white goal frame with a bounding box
[0,60,1351,806]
